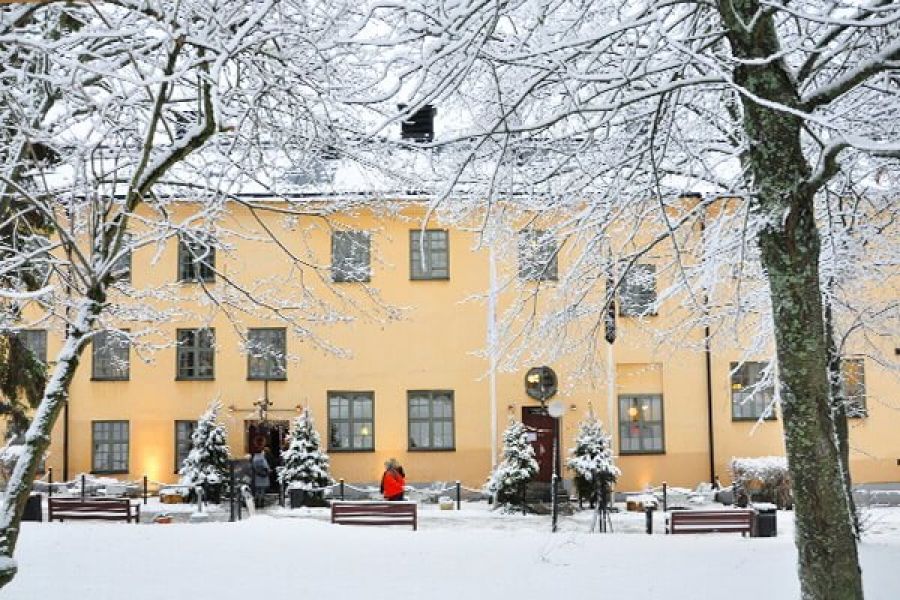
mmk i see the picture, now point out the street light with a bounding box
[548,399,565,533]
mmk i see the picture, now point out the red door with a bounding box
[522,407,555,482]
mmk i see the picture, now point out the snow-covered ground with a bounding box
[6,505,900,599]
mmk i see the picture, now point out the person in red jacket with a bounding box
[380,458,405,501]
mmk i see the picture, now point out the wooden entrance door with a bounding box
[522,407,556,482]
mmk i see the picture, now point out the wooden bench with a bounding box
[48,497,141,523]
[330,501,417,530]
[666,509,753,535]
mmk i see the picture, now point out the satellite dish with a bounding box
[548,400,565,418]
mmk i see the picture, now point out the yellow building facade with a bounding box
[26,201,899,491]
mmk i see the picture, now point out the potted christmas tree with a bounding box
[566,416,620,509]
[277,409,333,508]
[179,400,231,504]
[485,419,538,513]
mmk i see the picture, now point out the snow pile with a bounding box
[179,401,230,489]
[277,410,333,495]
[485,420,538,510]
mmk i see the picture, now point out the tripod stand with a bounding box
[590,484,614,533]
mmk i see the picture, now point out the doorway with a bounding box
[522,407,557,483]
[245,420,289,489]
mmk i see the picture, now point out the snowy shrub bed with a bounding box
[730,456,792,508]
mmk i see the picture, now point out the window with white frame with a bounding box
[410,229,449,280]
[178,234,216,282]
[730,361,776,420]
[328,392,374,451]
[408,390,455,450]
[518,229,558,281]
[331,231,371,282]
[176,328,215,380]
[839,357,867,418]
[92,420,129,473]
[619,264,657,316]
[247,328,287,380]
[174,420,197,472]
[619,395,664,454]
[92,330,130,380]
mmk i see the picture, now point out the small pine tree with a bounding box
[277,410,332,504]
[179,400,231,496]
[486,419,539,510]
[566,416,620,508]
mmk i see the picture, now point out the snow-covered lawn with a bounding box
[6,505,900,599]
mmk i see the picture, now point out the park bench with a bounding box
[330,500,417,530]
[666,509,753,535]
[48,497,141,523]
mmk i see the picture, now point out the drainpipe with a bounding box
[699,212,715,484]
[704,324,715,483]
[63,401,69,482]
[488,244,498,468]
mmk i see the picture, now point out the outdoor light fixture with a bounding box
[628,406,638,419]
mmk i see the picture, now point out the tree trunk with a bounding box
[0,299,99,589]
[718,1,864,597]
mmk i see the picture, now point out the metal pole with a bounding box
[645,505,654,534]
[456,481,461,511]
[662,481,668,512]
[48,467,53,498]
[143,475,148,505]
[229,462,236,522]
[551,418,559,533]
[340,478,345,501]
[80,474,85,501]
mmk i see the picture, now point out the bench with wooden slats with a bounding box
[666,509,754,535]
[330,501,417,530]
[48,497,141,523]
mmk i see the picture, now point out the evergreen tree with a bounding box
[486,419,538,510]
[277,410,332,503]
[566,416,620,508]
[179,400,231,496]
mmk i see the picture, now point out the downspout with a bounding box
[704,324,715,483]
[700,214,715,484]
[488,244,498,468]
[63,401,69,482]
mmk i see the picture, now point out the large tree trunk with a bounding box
[0,298,99,589]
[718,1,864,598]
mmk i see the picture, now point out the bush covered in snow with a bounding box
[566,417,620,507]
[730,456,792,508]
[277,410,332,505]
[179,400,231,499]
[486,420,538,511]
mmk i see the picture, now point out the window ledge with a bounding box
[619,450,666,456]
[247,377,288,382]
[731,416,777,422]
[328,448,375,453]
[175,377,216,382]
[91,377,130,382]
[408,447,456,452]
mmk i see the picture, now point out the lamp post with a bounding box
[548,399,565,533]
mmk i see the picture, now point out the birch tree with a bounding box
[0,0,384,587]
[352,1,900,597]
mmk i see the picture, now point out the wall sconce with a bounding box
[569,404,577,412]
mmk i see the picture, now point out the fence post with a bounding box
[48,467,53,498]
[662,481,668,512]
[229,462,236,523]
[80,474,86,501]
[456,481,461,511]
[645,505,654,534]
[340,478,345,501]
[143,475,148,505]
[279,481,285,508]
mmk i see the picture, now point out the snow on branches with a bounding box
[566,416,619,506]
[485,419,538,510]
[179,400,231,491]
[277,409,333,494]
